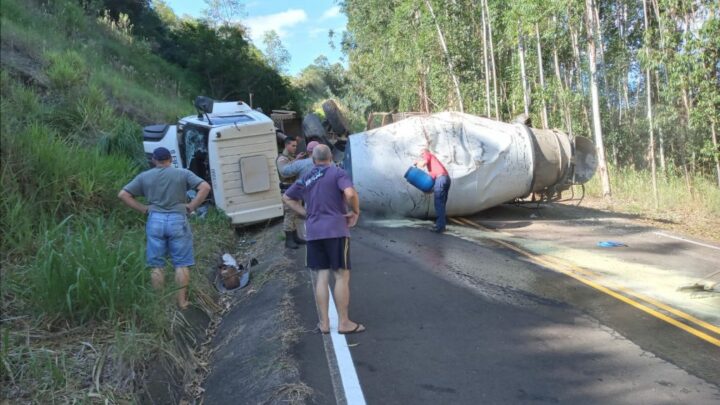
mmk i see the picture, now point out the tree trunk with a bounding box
[593,0,610,109]
[482,0,499,120]
[712,120,720,188]
[554,44,572,136]
[535,23,549,128]
[585,0,611,198]
[653,70,666,171]
[642,0,659,208]
[424,0,464,112]
[570,23,591,131]
[481,2,491,117]
[518,24,530,117]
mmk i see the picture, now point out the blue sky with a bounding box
[164,1,347,76]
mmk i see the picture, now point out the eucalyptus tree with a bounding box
[586,0,612,197]
[262,30,291,73]
[641,0,659,206]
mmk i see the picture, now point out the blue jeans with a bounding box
[434,175,451,230]
[146,212,194,267]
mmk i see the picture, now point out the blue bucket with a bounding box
[404,166,435,192]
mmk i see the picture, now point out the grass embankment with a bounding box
[1,0,234,402]
[582,165,720,242]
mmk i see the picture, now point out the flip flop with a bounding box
[315,323,330,335]
[339,323,366,335]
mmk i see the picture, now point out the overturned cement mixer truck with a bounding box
[342,112,597,218]
[143,97,597,226]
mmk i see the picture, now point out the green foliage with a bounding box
[342,0,720,183]
[46,50,88,92]
[585,165,720,217]
[293,55,361,124]
[1,0,242,401]
[25,217,160,324]
[163,19,298,110]
[263,30,291,73]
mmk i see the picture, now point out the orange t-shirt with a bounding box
[421,151,448,179]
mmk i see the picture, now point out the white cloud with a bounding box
[320,6,340,20]
[308,27,327,39]
[243,9,308,44]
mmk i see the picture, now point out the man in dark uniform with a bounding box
[276,136,306,249]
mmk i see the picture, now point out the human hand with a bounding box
[344,211,359,227]
[186,204,195,214]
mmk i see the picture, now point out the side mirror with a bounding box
[194,96,214,118]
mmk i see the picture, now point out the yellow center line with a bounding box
[450,217,720,347]
[452,216,720,334]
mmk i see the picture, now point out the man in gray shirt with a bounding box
[118,147,211,309]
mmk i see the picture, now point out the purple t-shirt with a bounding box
[284,164,353,241]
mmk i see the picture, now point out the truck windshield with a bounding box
[211,115,254,126]
[181,125,210,183]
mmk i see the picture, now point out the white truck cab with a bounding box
[143,97,283,226]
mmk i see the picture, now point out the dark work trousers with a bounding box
[433,175,451,230]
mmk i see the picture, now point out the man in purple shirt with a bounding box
[283,144,365,335]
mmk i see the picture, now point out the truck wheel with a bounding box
[302,113,326,139]
[322,99,350,136]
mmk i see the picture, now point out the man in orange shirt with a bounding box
[416,148,451,233]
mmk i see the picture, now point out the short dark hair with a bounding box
[283,136,297,146]
[152,147,171,161]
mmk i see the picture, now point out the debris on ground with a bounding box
[597,241,628,248]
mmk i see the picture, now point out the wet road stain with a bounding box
[419,383,457,394]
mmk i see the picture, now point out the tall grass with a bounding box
[27,216,162,325]
[584,165,720,219]
[1,0,233,401]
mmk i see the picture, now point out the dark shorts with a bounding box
[306,237,351,271]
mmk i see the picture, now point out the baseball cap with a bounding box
[152,147,171,161]
[306,141,320,153]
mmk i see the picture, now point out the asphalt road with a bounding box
[289,204,720,404]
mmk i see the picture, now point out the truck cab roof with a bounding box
[180,101,272,128]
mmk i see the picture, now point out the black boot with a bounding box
[285,231,299,249]
[293,230,307,244]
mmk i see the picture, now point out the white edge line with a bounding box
[653,231,720,251]
[327,286,367,405]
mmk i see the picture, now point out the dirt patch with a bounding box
[0,42,49,89]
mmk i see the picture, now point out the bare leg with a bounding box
[175,266,190,309]
[151,267,164,290]
[334,269,363,332]
[315,270,330,332]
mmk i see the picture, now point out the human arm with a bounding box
[282,193,307,217]
[187,181,211,213]
[118,189,149,215]
[283,181,306,217]
[343,187,360,228]
[279,159,306,177]
[415,151,430,168]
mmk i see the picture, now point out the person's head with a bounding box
[306,141,320,156]
[152,147,172,166]
[283,136,298,154]
[312,144,333,164]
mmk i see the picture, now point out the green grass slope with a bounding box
[1,0,234,402]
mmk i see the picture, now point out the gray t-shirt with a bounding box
[123,167,205,214]
[280,158,314,179]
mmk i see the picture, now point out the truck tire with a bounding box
[302,113,326,139]
[322,99,350,136]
